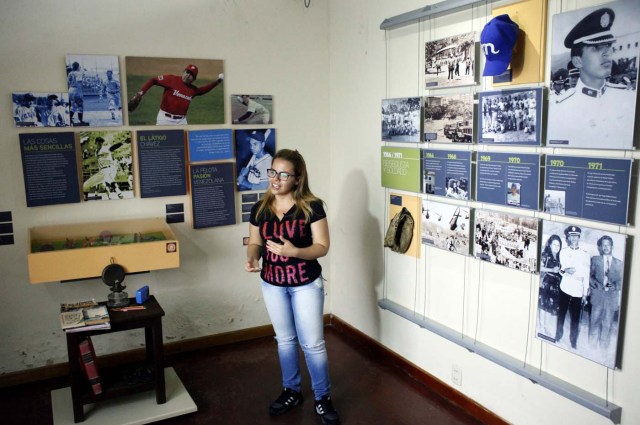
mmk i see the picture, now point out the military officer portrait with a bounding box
[547,0,640,150]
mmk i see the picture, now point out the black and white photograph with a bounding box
[66,54,123,127]
[231,95,273,125]
[506,182,521,206]
[424,93,473,143]
[12,92,70,128]
[536,221,626,368]
[547,0,640,149]
[381,97,421,142]
[445,177,469,200]
[425,32,476,89]
[235,129,276,191]
[543,189,565,214]
[80,131,134,201]
[473,209,538,273]
[478,87,541,145]
[421,199,470,255]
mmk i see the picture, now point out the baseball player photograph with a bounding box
[126,57,224,126]
[547,0,640,150]
[536,221,626,368]
[381,97,421,142]
[235,129,276,192]
[232,95,273,124]
[81,130,134,201]
[12,92,70,128]
[65,55,123,127]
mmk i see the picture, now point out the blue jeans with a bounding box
[261,278,331,399]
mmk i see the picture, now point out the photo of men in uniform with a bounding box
[473,210,538,273]
[232,95,273,124]
[536,221,626,368]
[234,129,276,192]
[12,92,70,128]
[424,93,473,143]
[478,88,541,145]
[547,0,640,149]
[425,32,476,88]
[65,55,123,127]
[381,97,421,142]
[421,200,469,255]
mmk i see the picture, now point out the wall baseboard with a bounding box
[0,314,506,424]
[327,315,509,425]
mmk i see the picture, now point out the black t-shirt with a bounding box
[250,200,326,287]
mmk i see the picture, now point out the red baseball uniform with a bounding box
[139,75,219,116]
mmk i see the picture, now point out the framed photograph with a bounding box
[80,131,134,201]
[546,0,640,149]
[421,199,470,255]
[125,56,224,126]
[381,97,421,142]
[66,55,123,127]
[536,221,626,368]
[424,93,473,143]
[231,95,273,124]
[12,92,70,128]
[235,129,276,192]
[473,209,539,273]
[425,32,476,89]
[478,87,542,145]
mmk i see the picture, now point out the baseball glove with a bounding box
[127,93,142,112]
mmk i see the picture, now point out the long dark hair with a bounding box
[543,234,562,259]
[255,149,322,222]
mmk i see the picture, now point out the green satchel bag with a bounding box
[383,207,414,254]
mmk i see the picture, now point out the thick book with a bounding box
[60,299,111,332]
[79,336,102,395]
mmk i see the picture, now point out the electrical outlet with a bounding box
[451,364,462,386]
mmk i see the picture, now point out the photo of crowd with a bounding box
[536,221,626,368]
[478,88,541,145]
[381,97,421,142]
[421,199,470,255]
[473,210,538,273]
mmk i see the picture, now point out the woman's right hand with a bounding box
[245,258,261,272]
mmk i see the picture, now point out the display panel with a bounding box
[478,87,542,146]
[544,155,632,225]
[381,147,422,193]
[546,0,639,149]
[475,152,540,210]
[421,149,472,199]
[13,92,70,128]
[137,129,187,198]
[235,129,276,192]
[473,209,539,273]
[536,221,626,368]
[423,93,473,143]
[425,32,476,89]
[421,199,470,255]
[190,162,236,228]
[381,97,421,142]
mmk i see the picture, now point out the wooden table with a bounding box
[65,295,166,423]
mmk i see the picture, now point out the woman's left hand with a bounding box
[266,236,296,258]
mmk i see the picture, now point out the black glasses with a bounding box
[266,169,297,181]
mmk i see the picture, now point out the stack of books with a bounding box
[60,299,111,332]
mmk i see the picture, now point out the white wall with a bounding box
[0,0,330,372]
[328,1,640,425]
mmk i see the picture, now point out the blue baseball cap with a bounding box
[480,14,519,77]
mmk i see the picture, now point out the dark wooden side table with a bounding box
[65,295,166,423]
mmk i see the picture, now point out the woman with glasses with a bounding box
[245,149,340,425]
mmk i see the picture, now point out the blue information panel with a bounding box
[188,129,233,162]
[544,155,632,225]
[476,152,540,210]
[421,149,472,200]
[190,162,236,229]
[138,130,187,198]
[19,132,80,207]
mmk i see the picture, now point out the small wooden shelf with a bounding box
[27,218,179,283]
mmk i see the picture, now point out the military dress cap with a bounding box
[564,8,616,48]
[564,225,582,236]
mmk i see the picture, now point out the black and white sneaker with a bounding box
[269,387,303,416]
[314,395,341,425]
